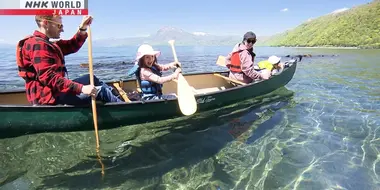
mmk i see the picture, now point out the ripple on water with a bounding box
[317,152,377,190]
[1,48,380,190]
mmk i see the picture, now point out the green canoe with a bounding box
[0,59,298,138]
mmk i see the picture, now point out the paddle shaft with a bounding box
[87,26,105,176]
[168,40,179,63]
[87,26,100,150]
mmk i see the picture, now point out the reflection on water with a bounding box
[1,47,380,190]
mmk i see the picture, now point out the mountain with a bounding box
[93,27,243,47]
[258,0,380,49]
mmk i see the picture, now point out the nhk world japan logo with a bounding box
[0,0,88,15]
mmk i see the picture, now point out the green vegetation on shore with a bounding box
[258,0,380,49]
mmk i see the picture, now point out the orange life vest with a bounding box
[228,49,257,73]
[16,35,38,82]
[228,51,243,73]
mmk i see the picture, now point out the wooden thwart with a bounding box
[213,73,246,85]
[112,82,131,102]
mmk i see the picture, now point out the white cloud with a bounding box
[281,8,288,12]
[330,8,349,14]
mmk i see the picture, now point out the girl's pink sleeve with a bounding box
[140,68,175,84]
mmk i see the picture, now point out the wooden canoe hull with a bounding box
[0,62,297,138]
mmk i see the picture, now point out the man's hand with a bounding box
[81,84,97,97]
[79,15,93,30]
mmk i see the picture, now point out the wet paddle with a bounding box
[168,40,197,116]
[87,25,105,176]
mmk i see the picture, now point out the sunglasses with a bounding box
[44,19,63,29]
[247,38,256,44]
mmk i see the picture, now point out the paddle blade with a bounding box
[126,64,139,77]
[216,55,226,67]
[177,74,197,116]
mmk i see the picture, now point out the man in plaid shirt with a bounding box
[17,15,122,105]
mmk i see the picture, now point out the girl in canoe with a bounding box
[134,44,182,100]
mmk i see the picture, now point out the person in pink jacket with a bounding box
[225,31,271,83]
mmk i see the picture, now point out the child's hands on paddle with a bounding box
[170,61,181,68]
[172,68,182,80]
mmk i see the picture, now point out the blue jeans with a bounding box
[56,74,123,105]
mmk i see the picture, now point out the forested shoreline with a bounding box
[258,0,380,49]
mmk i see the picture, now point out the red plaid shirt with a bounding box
[20,30,87,105]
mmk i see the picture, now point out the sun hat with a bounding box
[268,55,281,64]
[135,44,161,60]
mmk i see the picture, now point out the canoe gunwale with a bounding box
[0,62,297,108]
[0,71,228,94]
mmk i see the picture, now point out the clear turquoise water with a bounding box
[0,45,379,190]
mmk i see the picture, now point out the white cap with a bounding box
[135,44,161,60]
[268,55,281,64]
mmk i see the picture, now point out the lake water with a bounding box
[0,45,379,190]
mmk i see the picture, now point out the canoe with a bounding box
[0,60,298,138]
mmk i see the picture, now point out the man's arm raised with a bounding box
[55,15,93,56]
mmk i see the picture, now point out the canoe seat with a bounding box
[193,86,226,94]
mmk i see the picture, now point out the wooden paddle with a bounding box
[216,55,227,67]
[168,40,197,116]
[87,25,105,176]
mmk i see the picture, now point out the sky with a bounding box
[0,0,374,44]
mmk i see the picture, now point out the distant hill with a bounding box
[258,0,380,49]
[93,27,244,47]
